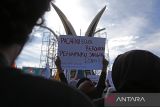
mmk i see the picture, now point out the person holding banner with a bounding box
[0,0,94,107]
[55,56,108,100]
[76,57,109,100]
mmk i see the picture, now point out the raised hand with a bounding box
[55,56,62,71]
[102,57,109,72]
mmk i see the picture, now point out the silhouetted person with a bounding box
[112,50,160,93]
[0,0,94,106]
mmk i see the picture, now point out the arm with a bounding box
[55,56,68,84]
[96,57,109,96]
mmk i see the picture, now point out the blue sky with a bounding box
[16,0,160,68]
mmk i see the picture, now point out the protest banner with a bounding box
[58,35,106,70]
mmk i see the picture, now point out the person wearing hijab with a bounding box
[112,50,160,93]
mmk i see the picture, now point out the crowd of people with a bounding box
[1,0,160,107]
[55,49,160,107]
[55,56,108,101]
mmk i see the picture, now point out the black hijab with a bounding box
[112,50,160,92]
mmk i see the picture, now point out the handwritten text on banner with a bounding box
[58,35,106,70]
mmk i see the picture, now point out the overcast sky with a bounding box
[16,0,160,68]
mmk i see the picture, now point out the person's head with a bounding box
[112,50,160,92]
[76,78,96,95]
[0,0,52,65]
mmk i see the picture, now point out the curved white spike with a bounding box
[51,3,77,36]
[85,6,106,37]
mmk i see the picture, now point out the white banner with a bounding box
[58,35,106,70]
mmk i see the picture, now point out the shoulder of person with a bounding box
[0,67,95,107]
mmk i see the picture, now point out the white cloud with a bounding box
[16,0,160,68]
[106,16,148,62]
[134,29,160,56]
[16,36,42,67]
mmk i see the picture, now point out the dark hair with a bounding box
[76,78,92,88]
[0,0,52,46]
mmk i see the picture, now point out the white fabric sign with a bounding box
[58,35,106,70]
